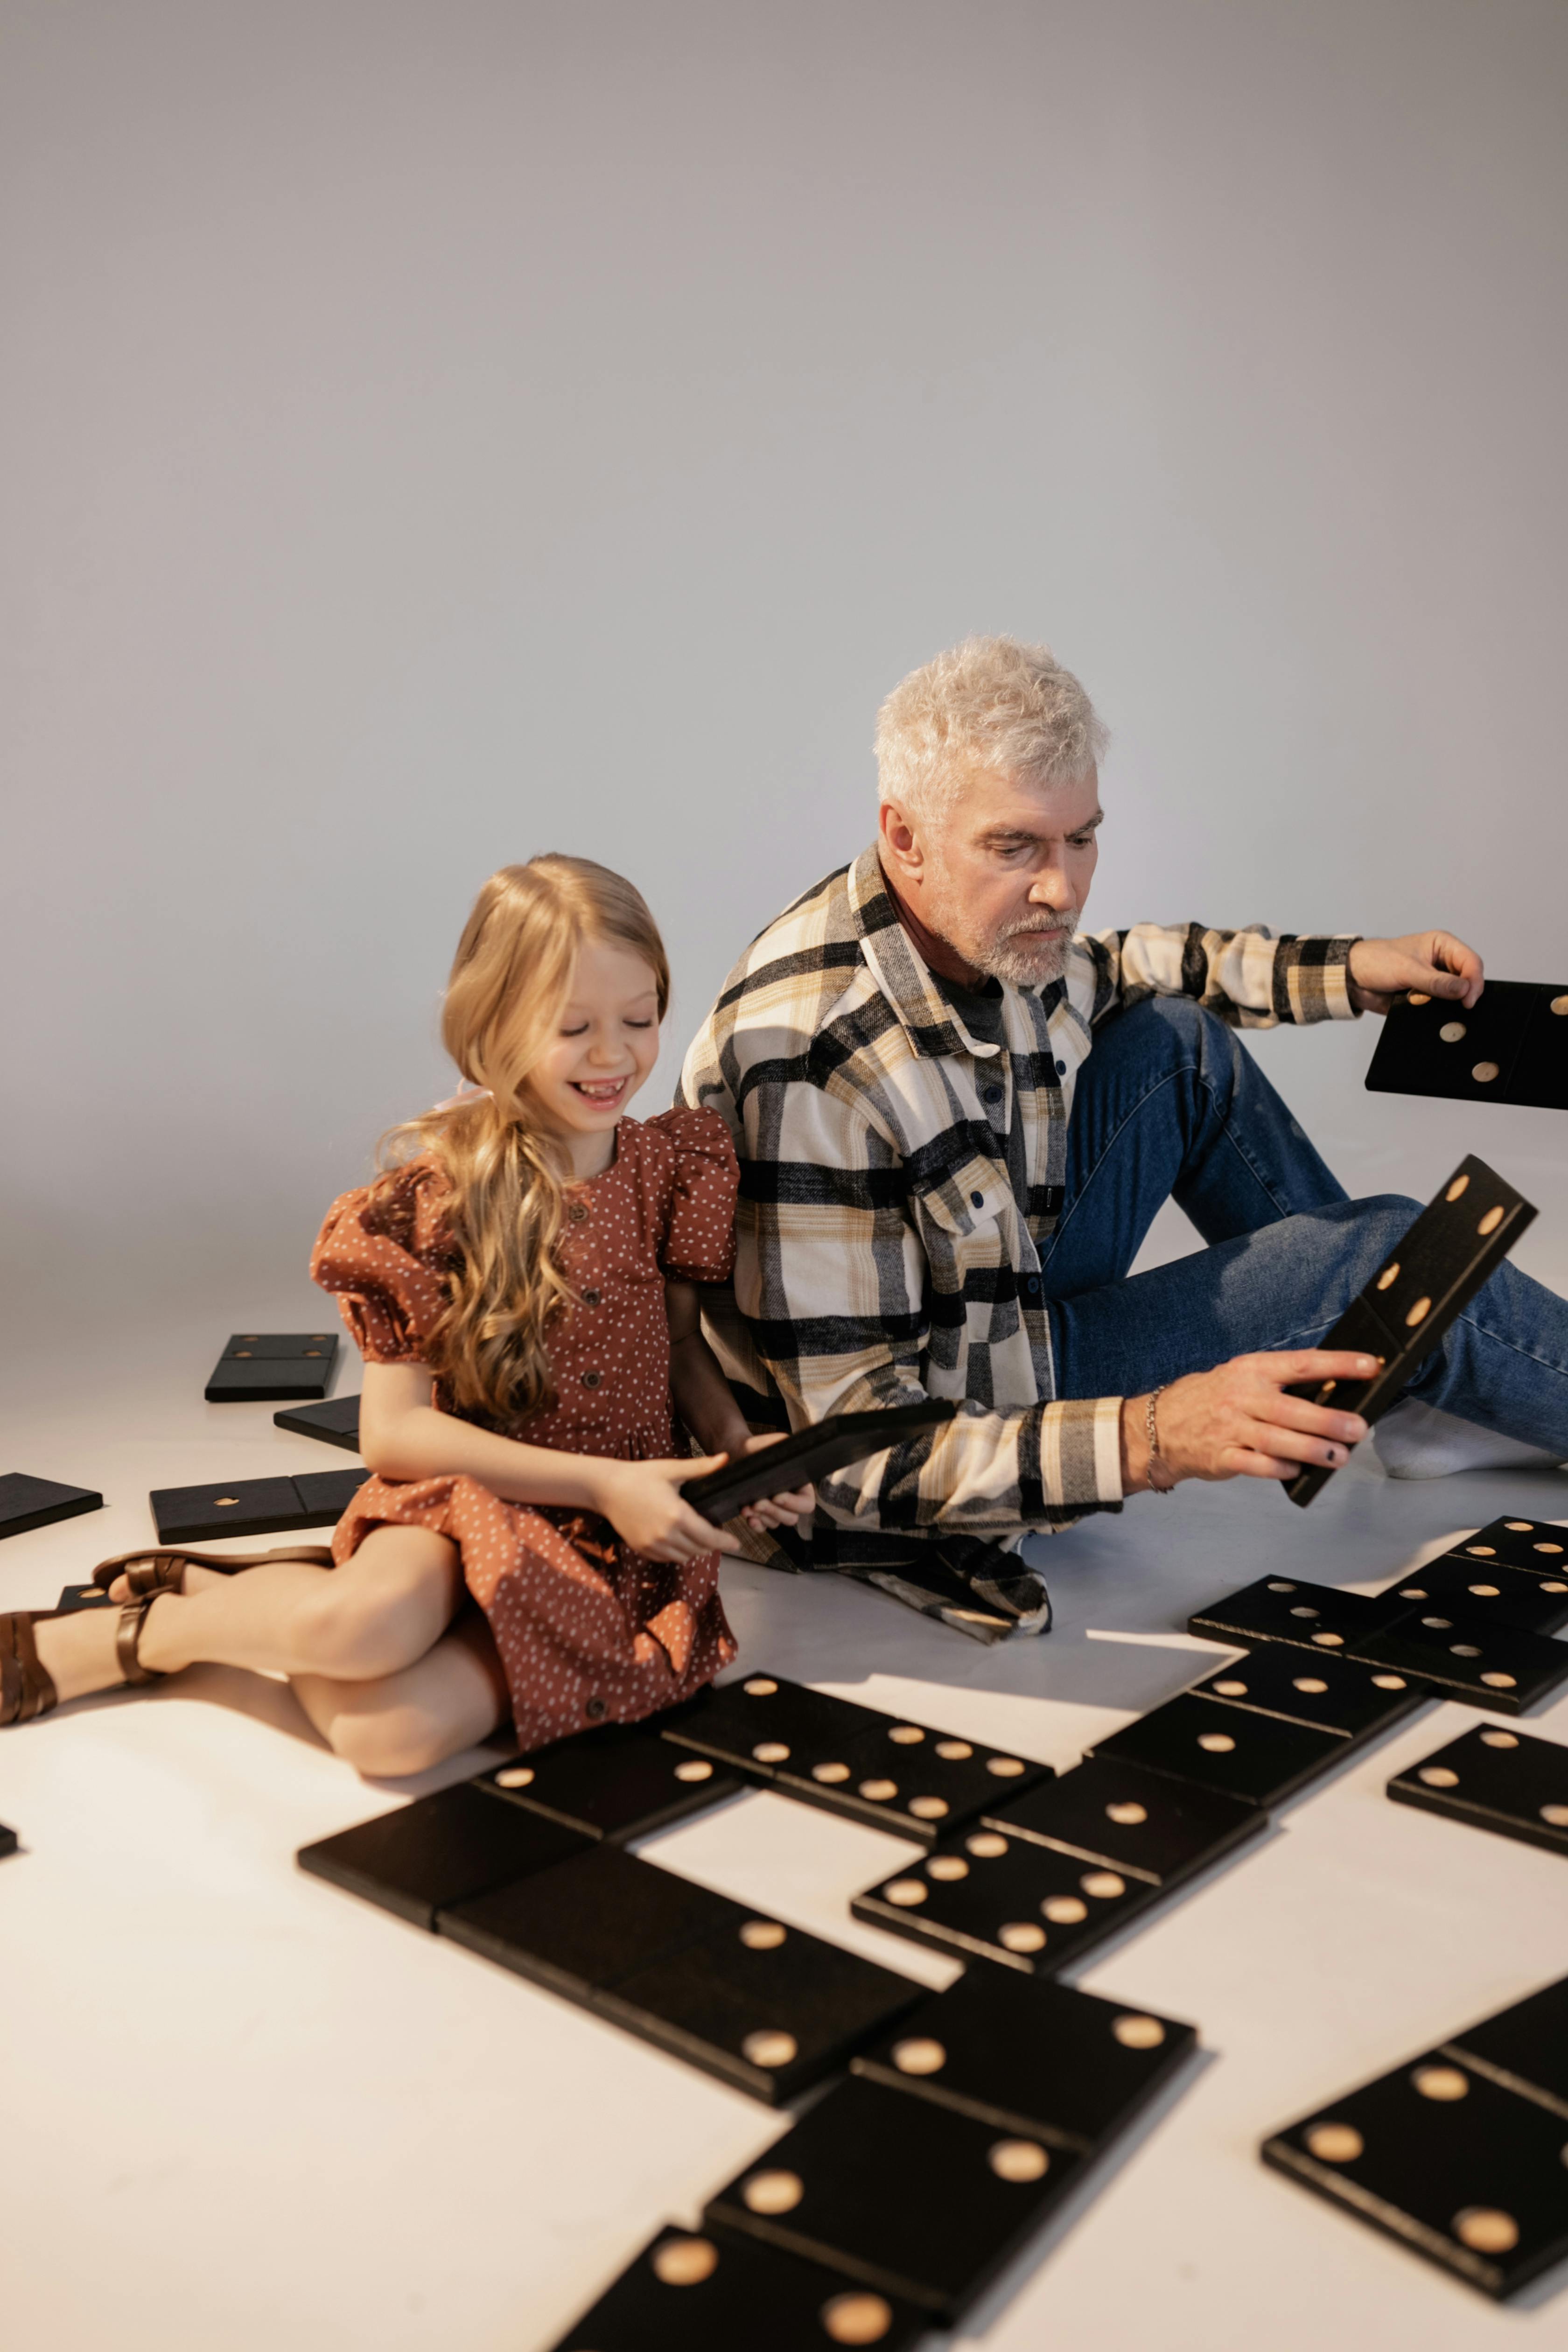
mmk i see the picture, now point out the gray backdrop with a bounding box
[5,0,1567,1405]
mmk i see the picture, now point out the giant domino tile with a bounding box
[296,1511,1568,2341]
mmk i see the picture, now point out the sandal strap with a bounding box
[92,1545,336,1593]
[115,1595,168,1687]
[1,1611,61,1725]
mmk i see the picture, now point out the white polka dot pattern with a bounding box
[310,1110,741,1750]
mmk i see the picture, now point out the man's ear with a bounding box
[878,798,924,881]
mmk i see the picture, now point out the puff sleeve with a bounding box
[309,1159,457,1363]
[651,1106,739,1283]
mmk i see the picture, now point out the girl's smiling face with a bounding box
[527,937,662,1156]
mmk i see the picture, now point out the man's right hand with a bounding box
[1121,1351,1378,1490]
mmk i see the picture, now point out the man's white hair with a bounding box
[875,635,1107,819]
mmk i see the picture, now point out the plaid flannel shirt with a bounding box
[678,845,1358,1556]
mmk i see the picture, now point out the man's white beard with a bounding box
[981,919,1077,987]
[923,871,1079,986]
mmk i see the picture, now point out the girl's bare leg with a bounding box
[32,1526,464,1701]
[291,1604,511,1777]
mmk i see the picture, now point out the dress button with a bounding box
[584,1696,607,1722]
[582,1288,602,1305]
[567,1201,588,1224]
[581,1369,601,1388]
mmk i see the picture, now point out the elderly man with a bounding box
[680,637,1568,1640]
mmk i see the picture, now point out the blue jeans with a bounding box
[1042,997,1568,1452]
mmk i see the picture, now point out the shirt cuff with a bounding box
[1038,1394,1125,1508]
[1273,935,1361,1023]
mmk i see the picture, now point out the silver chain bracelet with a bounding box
[1146,1384,1176,1495]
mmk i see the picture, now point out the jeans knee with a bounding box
[1362,1192,1424,1239]
[1341,1195,1423,1289]
[1097,992,1237,1089]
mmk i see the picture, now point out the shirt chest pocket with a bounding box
[912,1159,1015,1256]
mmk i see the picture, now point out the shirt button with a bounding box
[1023,1274,1042,1297]
[982,1085,1003,1105]
[582,1288,602,1305]
[581,1369,602,1389]
[584,1696,607,1722]
[970,1190,984,1208]
[1055,1059,1067,1077]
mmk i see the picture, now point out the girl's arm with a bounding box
[357,1361,739,1565]
[665,1281,814,1533]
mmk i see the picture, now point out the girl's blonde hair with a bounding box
[383,856,669,1423]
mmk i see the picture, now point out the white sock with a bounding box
[1373,1398,1567,1480]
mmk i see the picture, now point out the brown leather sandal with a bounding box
[1,1593,173,1725]
[114,1592,168,1688]
[90,1545,335,1598]
[0,1611,61,1725]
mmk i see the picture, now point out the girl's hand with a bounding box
[594,1455,743,1563]
[1122,1350,1377,1489]
[733,1431,814,1533]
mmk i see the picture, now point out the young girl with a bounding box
[2,858,810,1769]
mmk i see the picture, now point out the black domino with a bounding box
[205,1331,340,1401]
[598,1909,921,2103]
[151,1467,365,1545]
[476,1725,745,1842]
[706,2072,1081,2320]
[1086,1692,1351,1807]
[852,1823,1154,1974]
[1375,1553,1568,1637]
[1446,1977,1568,2121]
[273,1395,363,1452]
[0,1472,103,1541]
[981,1754,1264,1886]
[661,1670,1047,1841]
[297,1783,592,1930]
[1365,979,1568,1113]
[1188,1576,1395,1657]
[1263,2044,1568,2298]
[437,1843,738,2002]
[1356,1615,1568,1716]
[441,1842,912,2103]
[850,1970,1197,2153]
[1387,1722,1568,1857]
[544,2223,929,2351]
[1284,1156,1535,1507]
[1439,1518,1568,1575]
[1187,1640,1431,1742]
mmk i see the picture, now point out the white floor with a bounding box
[3,1366,1568,2352]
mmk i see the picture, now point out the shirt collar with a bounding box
[848,845,1005,1060]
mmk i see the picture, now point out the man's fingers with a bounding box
[1239,1415,1351,1469]
[1264,1393,1369,1445]
[1219,1443,1300,1481]
[1265,1349,1381,1387]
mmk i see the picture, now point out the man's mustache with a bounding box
[997,913,1078,943]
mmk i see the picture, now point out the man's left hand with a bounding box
[1347,931,1484,1015]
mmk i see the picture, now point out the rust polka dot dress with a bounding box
[310,1109,740,1751]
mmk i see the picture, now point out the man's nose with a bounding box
[1027,867,1072,908]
